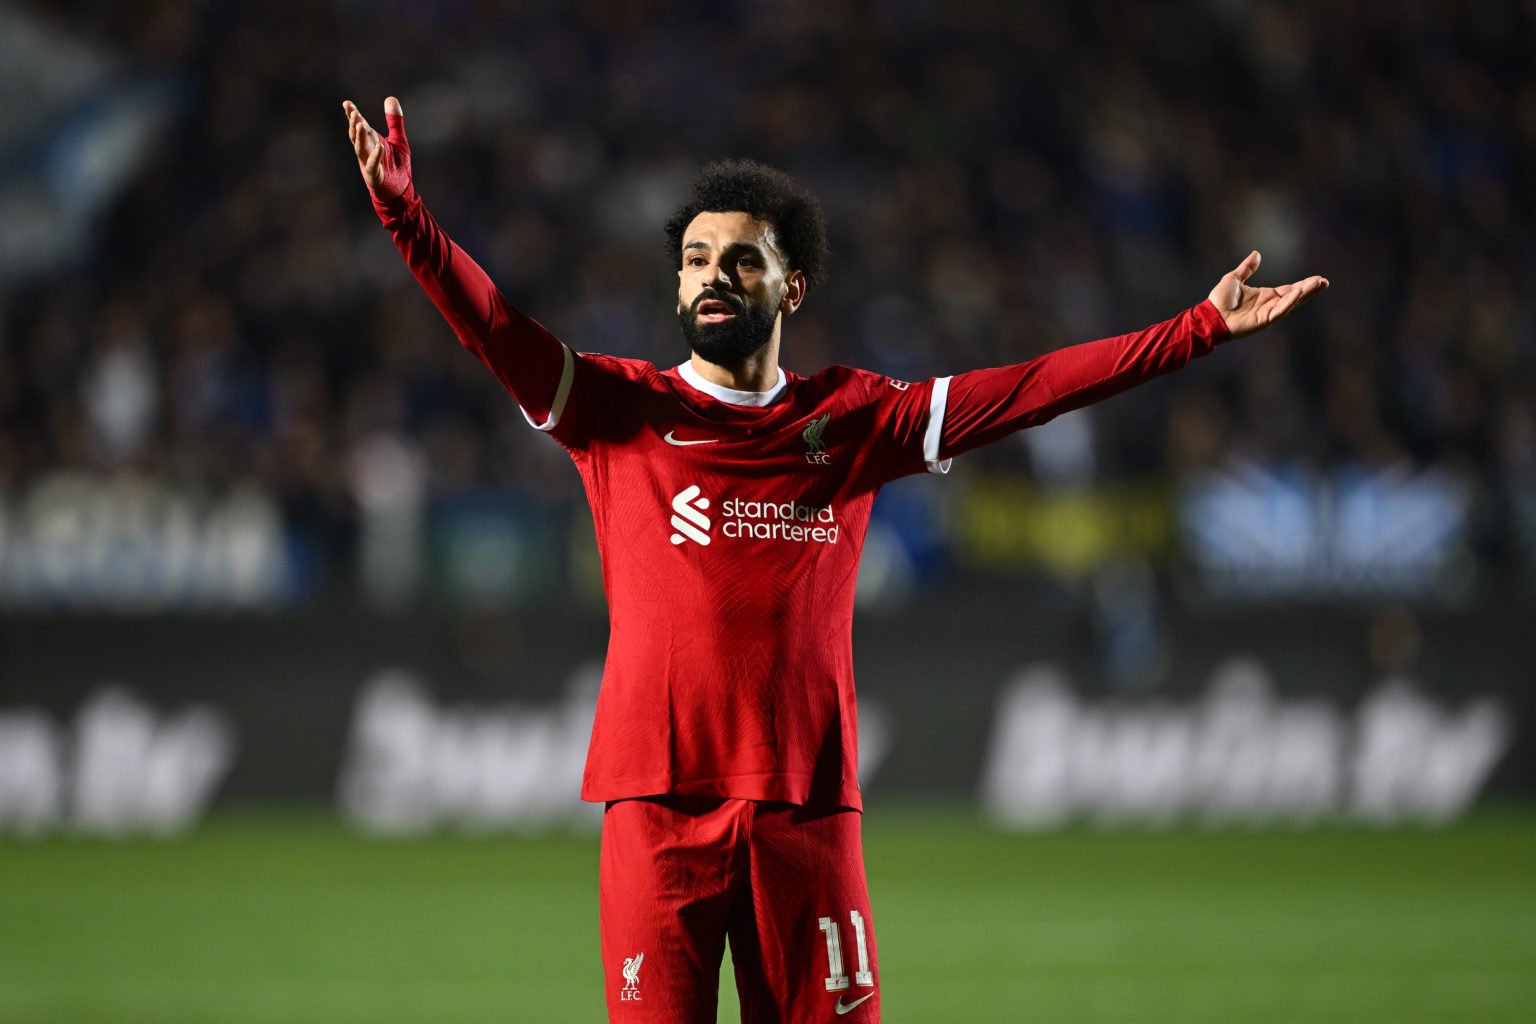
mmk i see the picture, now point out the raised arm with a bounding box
[928,254,1328,462]
[341,96,572,432]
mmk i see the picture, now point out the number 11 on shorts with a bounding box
[818,911,874,991]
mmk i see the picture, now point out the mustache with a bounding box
[690,289,745,315]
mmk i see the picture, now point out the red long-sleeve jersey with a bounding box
[374,182,1231,810]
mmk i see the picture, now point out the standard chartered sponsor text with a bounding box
[720,497,840,543]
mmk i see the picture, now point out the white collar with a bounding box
[677,361,788,407]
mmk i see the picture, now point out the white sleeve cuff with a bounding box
[923,375,952,474]
[518,343,575,432]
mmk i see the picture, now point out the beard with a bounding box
[678,289,778,368]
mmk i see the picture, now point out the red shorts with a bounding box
[600,796,880,1023]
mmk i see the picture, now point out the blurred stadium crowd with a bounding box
[0,0,1533,605]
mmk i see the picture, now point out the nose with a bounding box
[704,258,733,290]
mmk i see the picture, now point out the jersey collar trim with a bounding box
[676,361,788,408]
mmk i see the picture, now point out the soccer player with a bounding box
[342,95,1327,1022]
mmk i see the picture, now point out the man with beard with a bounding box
[343,96,1327,1023]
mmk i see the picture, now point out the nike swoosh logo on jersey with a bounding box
[663,430,720,446]
[835,993,874,1014]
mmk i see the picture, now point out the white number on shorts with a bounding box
[849,910,874,986]
[818,916,849,991]
[819,912,874,991]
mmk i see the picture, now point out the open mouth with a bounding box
[696,297,738,323]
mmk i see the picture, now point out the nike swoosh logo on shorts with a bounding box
[835,993,874,1014]
[664,431,719,446]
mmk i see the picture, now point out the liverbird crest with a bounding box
[622,953,644,989]
[802,413,830,454]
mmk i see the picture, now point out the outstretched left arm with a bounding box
[926,252,1328,464]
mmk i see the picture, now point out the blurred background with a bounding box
[0,1,1533,1022]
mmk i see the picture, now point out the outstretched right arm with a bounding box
[341,96,573,433]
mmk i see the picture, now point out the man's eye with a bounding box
[737,257,760,268]
[686,257,706,267]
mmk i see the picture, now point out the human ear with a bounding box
[780,270,807,315]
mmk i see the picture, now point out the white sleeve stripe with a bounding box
[924,375,952,474]
[518,343,575,432]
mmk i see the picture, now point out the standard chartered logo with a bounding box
[669,485,713,545]
[668,485,839,547]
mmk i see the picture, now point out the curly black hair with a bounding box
[664,159,829,289]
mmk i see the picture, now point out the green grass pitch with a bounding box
[2,807,1533,1022]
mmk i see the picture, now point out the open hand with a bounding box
[1208,251,1329,339]
[341,96,412,201]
